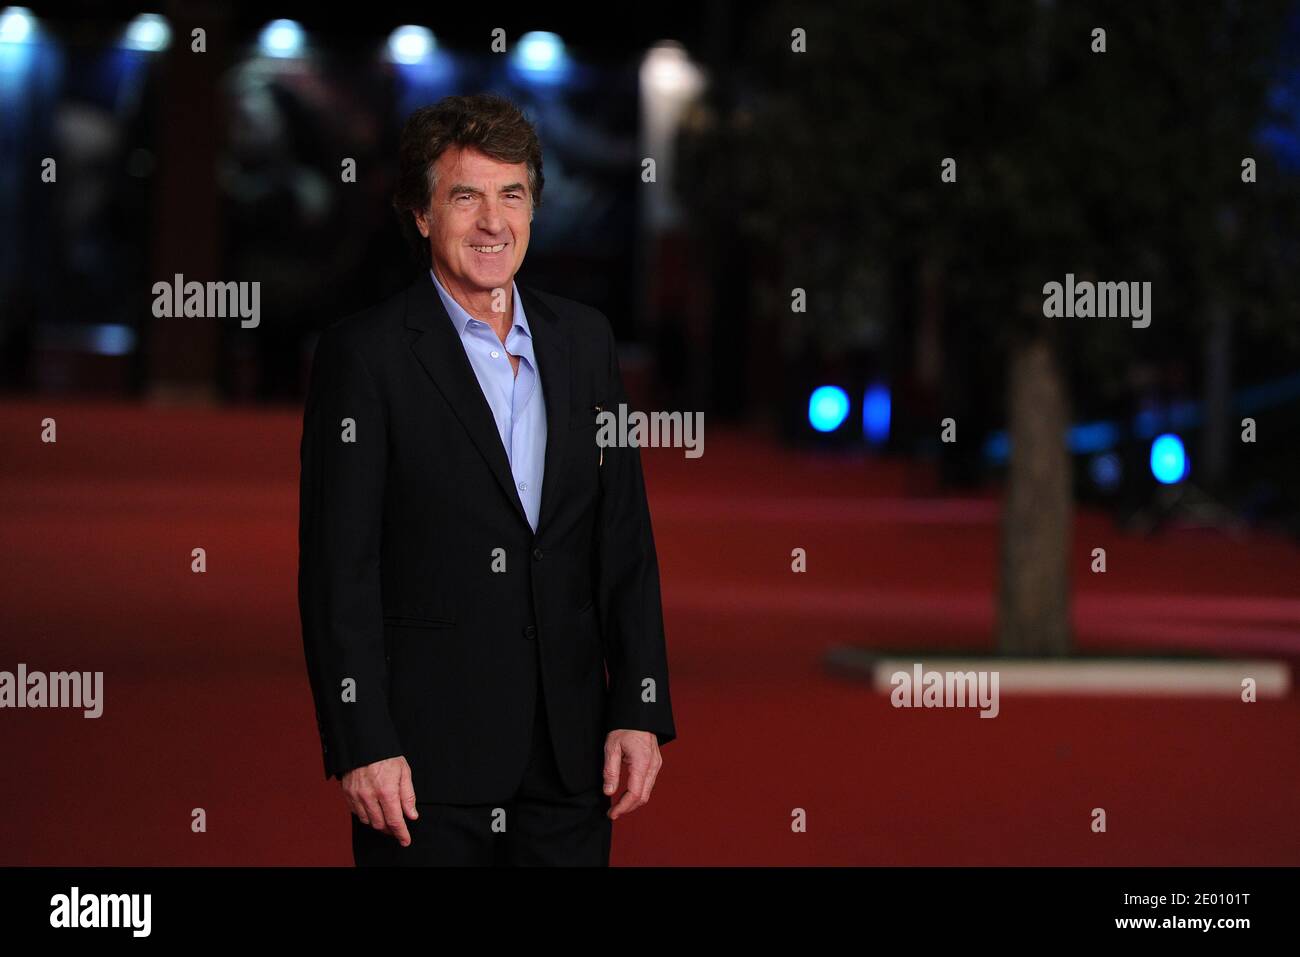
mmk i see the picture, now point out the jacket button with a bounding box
[532,547,544,561]
[523,625,537,640]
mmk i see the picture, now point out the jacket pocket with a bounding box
[573,398,610,429]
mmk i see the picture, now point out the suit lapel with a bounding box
[402,272,529,528]
[401,273,572,536]
[519,283,570,536]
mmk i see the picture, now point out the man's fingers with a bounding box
[625,762,648,802]
[603,733,667,820]
[602,740,623,796]
[608,756,653,820]
[349,795,370,827]
[400,762,419,821]
[609,788,640,819]
[381,794,412,846]
[362,795,387,832]
[641,756,662,802]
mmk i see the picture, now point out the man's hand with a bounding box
[602,730,662,820]
[342,755,418,846]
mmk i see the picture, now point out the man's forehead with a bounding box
[437,146,528,183]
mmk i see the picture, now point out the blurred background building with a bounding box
[2,0,1299,866]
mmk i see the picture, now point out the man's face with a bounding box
[416,146,532,297]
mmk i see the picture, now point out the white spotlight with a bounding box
[642,40,703,97]
[387,25,433,65]
[123,13,171,52]
[0,6,35,44]
[259,19,304,58]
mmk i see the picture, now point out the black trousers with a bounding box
[351,669,612,867]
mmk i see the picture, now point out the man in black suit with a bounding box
[298,93,676,866]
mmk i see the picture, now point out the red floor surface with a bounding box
[1,399,1298,865]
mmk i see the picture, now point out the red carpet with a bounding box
[1,399,1297,865]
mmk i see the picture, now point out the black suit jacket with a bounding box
[298,271,676,804]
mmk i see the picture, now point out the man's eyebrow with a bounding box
[446,182,528,195]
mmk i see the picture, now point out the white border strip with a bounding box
[869,658,1291,698]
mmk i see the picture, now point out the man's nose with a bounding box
[476,197,506,231]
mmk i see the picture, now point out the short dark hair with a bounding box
[391,93,544,266]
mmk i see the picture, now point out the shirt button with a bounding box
[491,350,500,358]
[532,547,544,561]
[523,625,537,640]
[518,481,527,491]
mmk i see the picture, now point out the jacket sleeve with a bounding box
[594,314,678,747]
[298,323,404,780]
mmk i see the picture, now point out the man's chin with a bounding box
[466,269,515,289]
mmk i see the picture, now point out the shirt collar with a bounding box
[429,269,531,339]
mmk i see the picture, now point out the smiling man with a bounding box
[298,93,676,866]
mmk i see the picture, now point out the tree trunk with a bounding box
[997,332,1073,656]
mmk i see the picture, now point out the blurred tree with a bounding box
[679,0,1300,654]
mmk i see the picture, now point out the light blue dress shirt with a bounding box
[429,269,547,532]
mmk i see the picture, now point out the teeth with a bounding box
[471,243,506,253]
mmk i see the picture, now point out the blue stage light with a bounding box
[862,382,890,444]
[1089,452,1122,491]
[512,31,568,84]
[809,386,849,433]
[1150,433,1188,484]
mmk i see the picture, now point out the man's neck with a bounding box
[432,266,514,341]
